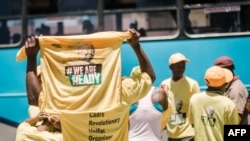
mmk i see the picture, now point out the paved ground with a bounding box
[1,115,250,141]
[0,123,16,141]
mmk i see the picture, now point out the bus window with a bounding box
[103,10,178,39]
[103,0,178,39]
[184,1,250,37]
[28,15,98,36]
[58,0,97,12]
[0,0,22,47]
[136,0,175,7]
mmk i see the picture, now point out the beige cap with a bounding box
[169,52,189,65]
[204,66,233,87]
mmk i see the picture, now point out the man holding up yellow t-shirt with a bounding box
[16,29,156,141]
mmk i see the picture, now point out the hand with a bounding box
[25,36,40,58]
[25,112,50,125]
[127,28,140,48]
[36,112,50,121]
[48,115,61,130]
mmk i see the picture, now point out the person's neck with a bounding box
[206,87,224,95]
[172,76,183,81]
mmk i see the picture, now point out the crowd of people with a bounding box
[15,29,249,141]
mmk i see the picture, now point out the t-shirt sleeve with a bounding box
[193,81,201,93]
[28,105,40,117]
[188,97,194,124]
[161,98,174,130]
[15,122,31,141]
[121,66,152,104]
[227,104,239,124]
[227,86,247,114]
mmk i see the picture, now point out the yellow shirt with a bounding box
[15,122,63,141]
[16,31,152,141]
[161,76,200,138]
[189,91,239,141]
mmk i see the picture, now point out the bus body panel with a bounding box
[1,36,250,125]
[122,36,250,89]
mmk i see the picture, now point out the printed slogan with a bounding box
[88,112,120,141]
[65,64,102,86]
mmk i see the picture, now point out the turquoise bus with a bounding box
[0,0,250,127]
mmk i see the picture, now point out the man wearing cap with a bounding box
[188,66,239,141]
[214,56,249,125]
[161,52,200,141]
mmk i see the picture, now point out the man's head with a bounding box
[169,53,189,80]
[214,56,235,70]
[169,52,189,66]
[204,66,233,88]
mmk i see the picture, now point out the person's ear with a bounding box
[169,65,172,70]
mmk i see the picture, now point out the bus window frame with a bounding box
[183,2,250,38]
[103,6,180,41]
[0,16,23,48]
[2,0,250,48]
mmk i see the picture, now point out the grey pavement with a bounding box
[0,123,16,141]
[0,115,249,141]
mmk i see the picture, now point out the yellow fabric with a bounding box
[161,98,173,130]
[28,105,40,117]
[161,76,200,139]
[15,122,63,141]
[16,31,152,141]
[28,106,43,126]
[189,91,239,141]
[16,31,132,62]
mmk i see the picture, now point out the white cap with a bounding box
[169,52,189,66]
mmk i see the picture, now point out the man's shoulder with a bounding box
[184,76,199,85]
[189,92,204,103]
[231,78,246,87]
[185,76,198,81]
[229,78,248,94]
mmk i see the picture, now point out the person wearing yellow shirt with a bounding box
[16,111,62,141]
[16,29,156,141]
[161,52,200,141]
[189,66,239,141]
[16,51,63,140]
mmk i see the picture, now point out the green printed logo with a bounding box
[66,64,102,86]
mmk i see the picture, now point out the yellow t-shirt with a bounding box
[15,122,63,141]
[161,98,173,130]
[16,31,152,141]
[161,76,200,139]
[28,105,40,117]
[189,91,239,141]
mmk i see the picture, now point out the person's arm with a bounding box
[246,100,250,114]
[157,85,169,111]
[25,112,49,126]
[25,36,42,106]
[127,29,156,83]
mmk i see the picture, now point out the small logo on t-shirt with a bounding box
[170,99,186,125]
[201,105,216,127]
